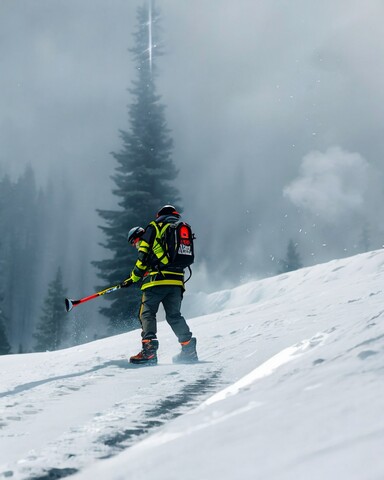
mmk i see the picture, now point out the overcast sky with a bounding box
[1,0,384,288]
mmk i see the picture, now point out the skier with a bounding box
[121,205,198,365]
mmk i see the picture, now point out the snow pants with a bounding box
[139,286,192,344]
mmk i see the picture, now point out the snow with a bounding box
[1,250,384,480]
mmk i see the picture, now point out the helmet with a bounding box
[156,205,180,218]
[127,226,145,244]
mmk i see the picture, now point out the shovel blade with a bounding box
[65,298,74,312]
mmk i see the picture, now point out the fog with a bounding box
[1,0,384,340]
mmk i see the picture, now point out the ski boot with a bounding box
[130,338,159,365]
[173,337,198,364]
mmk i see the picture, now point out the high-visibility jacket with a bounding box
[129,216,185,290]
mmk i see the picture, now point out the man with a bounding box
[121,205,198,365]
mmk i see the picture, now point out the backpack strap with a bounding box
[149,221,170,266]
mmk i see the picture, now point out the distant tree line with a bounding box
[0,166,90,355]
[0,167,43,354]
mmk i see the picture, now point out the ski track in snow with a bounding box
[0,356,224,479]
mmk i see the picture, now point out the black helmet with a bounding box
[156,205,180,218]
[127,226,144,244]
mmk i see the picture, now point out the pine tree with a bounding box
[279,239,303,273]
[34,267,68,351]
[0,177,12,354]
[0,320,10,355]
[93,2,180,333]
[0,174,14,345]
[358,223,370,253]
[0,304,11,355]
[13,166,42,348]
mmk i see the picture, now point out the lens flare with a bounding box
[148,0,153,73]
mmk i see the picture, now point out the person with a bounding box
[121,205,198,365]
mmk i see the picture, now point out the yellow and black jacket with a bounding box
[129,215,185,291]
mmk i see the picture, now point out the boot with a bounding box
[130,338,159,365]
[173,337,198,364]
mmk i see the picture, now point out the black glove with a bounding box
[120,278,133,288]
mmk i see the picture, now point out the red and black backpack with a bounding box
[163,221,195,269]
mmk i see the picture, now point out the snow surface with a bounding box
[1,250,384,480]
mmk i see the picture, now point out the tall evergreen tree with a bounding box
[279,239,303,273]
[34,267,68,352]
[358,223,370,253]
[0,320,10,355]
[93,2,180,333]
[12,166,42,347]
[0,174,14,344]
[0,296,11,355]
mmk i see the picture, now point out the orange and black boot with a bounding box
[173,337,198,364]
[130,338,159,365]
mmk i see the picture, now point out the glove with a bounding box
[120,278,133,288]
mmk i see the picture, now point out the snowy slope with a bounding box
[1,250,384,480]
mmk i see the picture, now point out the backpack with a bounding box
[162,221,195,269]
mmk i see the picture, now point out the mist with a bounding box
[1,0,384,347]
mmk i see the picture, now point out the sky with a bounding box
[1,0,384,288]
[1,248,384,479]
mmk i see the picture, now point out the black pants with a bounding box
[139,286,192,343]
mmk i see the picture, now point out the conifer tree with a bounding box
[34,267,68,351]
[0,174,14,344]
[94,2,180,333]
[13,166,42,347]
[279,239,303,273]
[0,179,11,355]
[0,321,10,355]
[0,302,11,355]
[358,223,370,253]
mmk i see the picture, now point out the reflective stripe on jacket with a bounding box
[141,270,184,290]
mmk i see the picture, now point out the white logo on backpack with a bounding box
[178,243,192,256]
